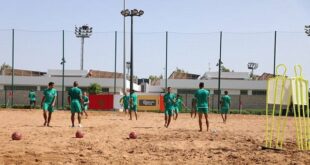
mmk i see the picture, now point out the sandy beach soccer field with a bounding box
[0,109,309,165]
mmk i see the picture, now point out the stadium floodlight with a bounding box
[75,24,93,70]
[248,62,259,79]
[120,9,144,94]
[305,25,310,36]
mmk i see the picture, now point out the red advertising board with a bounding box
[159,95,164,112]
[89,94,114,111]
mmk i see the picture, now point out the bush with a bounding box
[88,83,102,94]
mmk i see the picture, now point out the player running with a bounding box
[164,87,175,128]
[120,91,130,115]
[173,94,186,120]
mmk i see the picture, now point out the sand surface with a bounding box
[0,109,309,165]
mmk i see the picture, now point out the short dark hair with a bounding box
[224,91,228,95]
[167,87,171,90]
[48,82,54,86]
[73,81,78,87]
[199,82,204,88]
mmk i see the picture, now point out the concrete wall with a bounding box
[178,93,266,110]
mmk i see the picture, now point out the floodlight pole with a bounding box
[11,29,15,107]
[75,25,92,70]
[273,31,277,76]
[165,31,168,90]
[130,15,134,94]
[61,30,65,110]
[218,31,222,113]
[123,0,126,94]
[80,37,85,70]
[121,9,144,96]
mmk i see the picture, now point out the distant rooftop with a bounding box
[200,72,250,80]
[169,71,200,80]
[1,68,46,77]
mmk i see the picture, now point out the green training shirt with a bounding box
[68,87,82,101]
[164,93,175,110]
[28,91,36,101]
[194,89,209,108]
[221,95,231,109]
[43,88,57,104]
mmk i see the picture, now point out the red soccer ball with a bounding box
[129,132,137,139]
[75,130,84,138]
[12,132,22,140]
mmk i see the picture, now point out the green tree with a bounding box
[221,65,230,72]
[88,83,102,94]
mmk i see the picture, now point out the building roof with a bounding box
[200,72,250,80]
[1,68,46,77]
[169,71,200,79]
[88,70,123,78]
[257,72,275,80]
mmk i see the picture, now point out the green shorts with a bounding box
[71,100,82,113]
[165,109,173,116]
[221,108,229,114]
[174,107,179,113]
[130,105,137,112]
[43,103,54,112]
[124,104,129,110]
[83,104,88,111]
[197,107,208,114]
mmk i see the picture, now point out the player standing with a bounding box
[220,91,231,123]
[195,82,210,132]
[41,82,57,127]
[82,92,89,119]
[28,89,36,109]
[191,97,197,118]
[68,81,83,127]
[129,90,138,120]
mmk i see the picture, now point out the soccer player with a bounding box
[68,81,83,127]
[220,91,231,123]
[40,82,57,127]
[82,92,89,119]
[174,94,186,120]
[120,91,129,115]
[191,97,197,118]
[164,87,175,128]
[195,82,210,132]
[129,90,138,120]
[28,89,36,109]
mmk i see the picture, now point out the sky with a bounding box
[0,0,310,80]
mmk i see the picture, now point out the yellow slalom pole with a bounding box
[280,87,292,149]
[265,78,271,148]
[294,65,303,150]
[275,77,286,149]
[275,65,287,149]
[300,79,307,150]
[305,80,310,150]
[269,76,279,148]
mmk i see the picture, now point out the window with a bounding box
[214,90,220,95]
[102,88,109,93]
[5,85,36,91]
[252,90,266,95]
[240,90,248,95]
